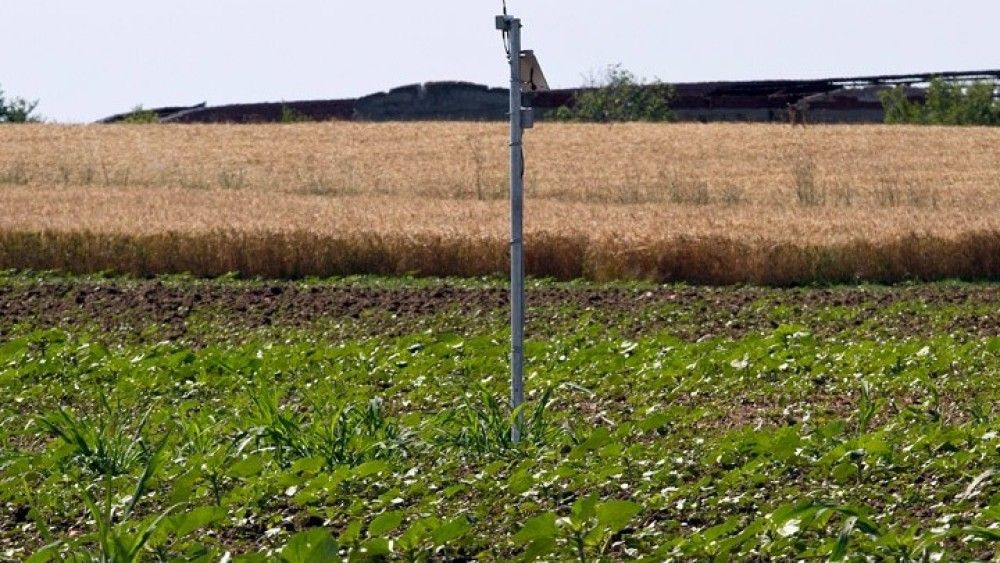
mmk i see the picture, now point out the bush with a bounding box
[121,105,159,124]
[881,78,1000,125]
[0,84,41,123]
[281,105,311,123]
[552,64,674,122]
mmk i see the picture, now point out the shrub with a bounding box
[281,105,311,123]
[880,78,1000,125]
[121,105,160,124]
[0,84,41,123]
[552,64,674,122]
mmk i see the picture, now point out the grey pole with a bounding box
[497,14,525,443]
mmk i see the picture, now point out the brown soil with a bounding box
[0,280,998,342]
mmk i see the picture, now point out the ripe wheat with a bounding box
[1,122,998,284]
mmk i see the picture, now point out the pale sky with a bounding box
[4,0,999,122]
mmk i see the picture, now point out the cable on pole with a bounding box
[500,0,511,58]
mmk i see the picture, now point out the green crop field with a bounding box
[2,273,1000,561]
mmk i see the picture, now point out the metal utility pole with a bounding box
[496,12,547,444]
[497,13,525,443]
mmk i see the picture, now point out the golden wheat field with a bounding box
[1,122,999,284]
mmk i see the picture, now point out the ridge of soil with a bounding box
[1,280,997,342]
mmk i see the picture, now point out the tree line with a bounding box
[880,78,1000,126]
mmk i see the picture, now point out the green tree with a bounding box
[880,86,922,124]
[953,81,998,124]
[553,64,674,122]
[880,78,1000,126]
[0,84,42,123]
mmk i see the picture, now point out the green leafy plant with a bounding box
[0,83,41,123]
[121,106,159,124]
[277,528,339,563]
[29,432,177,562]
[80,466,175,562]
[40,405,153,476]
[280,105,311,123]
[855,380,883,435]
[175,416,252,506]
[394,515,473,559]
[513,495,642,561]
[437,386,556,453]
[5,277,1000,559]
[552,64,674,122]
[768,502,882,561]
[247,387,413,468]
[881,78,1000,125]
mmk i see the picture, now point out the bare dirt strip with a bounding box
[0,279,998,342]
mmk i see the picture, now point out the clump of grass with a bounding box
[793,155,825,207]
[663,173,711,206]
[905,185,939,209]
[217,169,247,190]
[247,386,413,468]
[466,134,490,201]
[830,181,856,207]
[436,386,556,453]
[76,433,175,562]
[718,185,747,206]
[0,161,31,185]
[39,405,153,476]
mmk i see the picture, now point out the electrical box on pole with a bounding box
[496,12,547,443]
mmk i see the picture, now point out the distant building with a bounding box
[98,70,999,125]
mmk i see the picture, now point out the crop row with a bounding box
[3,302,1000,559]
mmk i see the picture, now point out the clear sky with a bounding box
[4,0,999,122]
